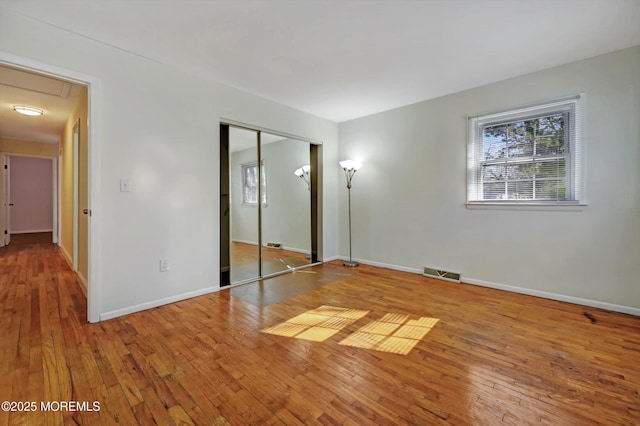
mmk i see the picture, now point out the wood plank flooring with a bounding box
[1,242,639,425]
[230,242,311,283]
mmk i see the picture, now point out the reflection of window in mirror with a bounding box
[241,161,267,206]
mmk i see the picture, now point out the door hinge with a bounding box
[3,164,7,170]
[3,230,6,235]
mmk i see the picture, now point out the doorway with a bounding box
[2,155,56,244]
[220,123,322,287]
[0,54,99,322]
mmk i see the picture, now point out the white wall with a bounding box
[0,9,339,319]
[230,138,311,252]
[338,46,640,311]
[9,156,53,233]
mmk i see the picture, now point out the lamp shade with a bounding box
[294,164,311,177]
[339,159,362,171]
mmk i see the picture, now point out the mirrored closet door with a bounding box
[220,123,320,287]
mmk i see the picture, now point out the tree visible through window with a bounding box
[242,161,267,205]
[468,97,583,205]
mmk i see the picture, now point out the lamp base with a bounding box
[343,260,359,267]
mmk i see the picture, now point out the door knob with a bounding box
[82,209,89,215]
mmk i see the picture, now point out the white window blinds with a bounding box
[468,96,584,205]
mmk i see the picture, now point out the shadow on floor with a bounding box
[7,232,53,245]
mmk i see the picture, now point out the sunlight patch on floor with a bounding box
[261,305,439,353]
[339,315,439,355]
[261,305,369,342]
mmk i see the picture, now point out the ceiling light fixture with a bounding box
[13,105,44,116]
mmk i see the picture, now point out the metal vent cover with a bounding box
[423,266,461,283]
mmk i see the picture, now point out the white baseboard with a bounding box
[338,256,640,317]
[233,239,310,255]
[338,256,423,274]
[464,277,640,317]
[76,272,88,297]
[100,286,220,321]
[60,244,73,268]
[232,239,257,245]
[280,246,310,255]
[11,229,54,234]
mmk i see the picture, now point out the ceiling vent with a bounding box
[423,266,461,283]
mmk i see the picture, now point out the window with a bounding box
[241,161,267,205]
[467,96,583,206]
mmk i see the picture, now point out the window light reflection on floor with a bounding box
[260,305,369,342]
[261,305,440,354]
[339,315,439,355]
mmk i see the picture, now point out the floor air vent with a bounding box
[423,266,461,283]
[265,242,282,249]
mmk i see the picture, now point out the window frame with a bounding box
[241,160,267,206]
[467,96,585,208]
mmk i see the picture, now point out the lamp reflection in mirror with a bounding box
[294,164,311,190]
[340,159,362,267]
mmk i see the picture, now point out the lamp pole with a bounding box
[340,160,361,267]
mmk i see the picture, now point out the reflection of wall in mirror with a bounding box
[230,138,311,255]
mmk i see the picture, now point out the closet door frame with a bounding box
[219,121,322,287]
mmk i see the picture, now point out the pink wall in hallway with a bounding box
[9,156,54,233]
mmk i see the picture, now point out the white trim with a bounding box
[87,78,102,323]
[464,277,640,317]
[76,272,88,297]
[280,245,310,255]
[11,229,54,234]
[0,51,102,323]
[0,155,4,248]
[337,256,423,275]
[233,239,310,255]
[466,202,587,212]
[232,239,258,245]
[100,286,220,321]
[60,244,73,268]
[339,256,640,317]
[52,156,58,244]
[467,95,584,205]
[72,119,79,270]
[322,255,340,263]
[220,118,323,146]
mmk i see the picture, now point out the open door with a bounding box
[0,155,11,247]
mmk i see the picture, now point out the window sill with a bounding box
[466,202,587,212]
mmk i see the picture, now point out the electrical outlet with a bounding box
[159,258,170,272]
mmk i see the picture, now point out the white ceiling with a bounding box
[0,65,83,144]
[1,0,639,139]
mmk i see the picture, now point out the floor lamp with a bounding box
[340,159,362,267]
[294,164,311,190]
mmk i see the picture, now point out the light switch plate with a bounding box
[120,178,131,192]
[159,258,170,272]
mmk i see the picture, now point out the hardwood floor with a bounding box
[230,242,311,283]
[1,242,639,425]
[8,232,53,245]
